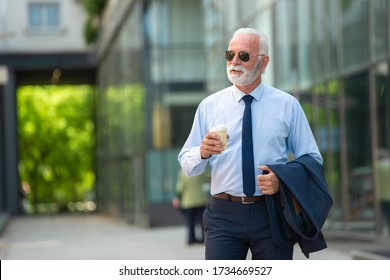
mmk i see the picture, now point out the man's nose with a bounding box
[230,54,241,65]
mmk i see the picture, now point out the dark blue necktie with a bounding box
[242,95,255,197]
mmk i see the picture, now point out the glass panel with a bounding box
[313,84,327,156]
[170,105,197,147]
[147,149,181,203]
[28,4,41,28]
[28,3,59,29]
[47,4,59,27]
[222,0,239,32]
[96,0,206,216]
[203,0,228,93]
[328,0,340,76]
[297,0,311,89]
[95,1,146,218]
[341,0,369,71]
[372,0,387,59]
[151,47,205,82]
[312,0,340,81]
[326,80,342,226]
[344,71,374,231]
[149,0,205,83]
[274,0,293,90]
[376,62,390,236]
[313,0,326,82]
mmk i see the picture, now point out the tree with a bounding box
[17,85,95,213]
[81,0,108,44]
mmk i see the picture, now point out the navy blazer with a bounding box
[266,155,333,258]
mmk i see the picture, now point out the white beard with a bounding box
[226,60,261,86]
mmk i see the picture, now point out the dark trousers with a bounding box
[182,206,205,244]
[203,196,294,260]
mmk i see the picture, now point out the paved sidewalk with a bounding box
[0,213,388,260]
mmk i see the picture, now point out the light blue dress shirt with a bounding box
[178,82,322,196]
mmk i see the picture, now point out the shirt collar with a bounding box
[232,82,265,103]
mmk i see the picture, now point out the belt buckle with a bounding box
[241,197,254,204]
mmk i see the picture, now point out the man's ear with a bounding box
[261,56,270,73]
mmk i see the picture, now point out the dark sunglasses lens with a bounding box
[224,51,251,62]
[238,52,250,62]
[225,51,234,61]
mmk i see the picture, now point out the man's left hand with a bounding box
[257,165,280,195]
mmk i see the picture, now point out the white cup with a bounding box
[210,124,228,150]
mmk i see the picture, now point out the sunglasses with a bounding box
[224,51,264,62]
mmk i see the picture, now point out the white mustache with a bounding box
[228,65,246,72]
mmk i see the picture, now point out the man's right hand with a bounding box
[200,132,226,159]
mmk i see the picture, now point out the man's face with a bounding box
[226,34,262,87]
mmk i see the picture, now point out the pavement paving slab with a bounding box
[0,213,388,260]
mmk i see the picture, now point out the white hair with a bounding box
[232,28,269,55]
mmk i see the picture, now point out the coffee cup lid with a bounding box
[210,124,227,132]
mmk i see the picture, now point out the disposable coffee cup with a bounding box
[210,124,228,150]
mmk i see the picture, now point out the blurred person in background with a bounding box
[172,169,210,245]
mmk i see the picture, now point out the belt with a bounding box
[213,193,265,204]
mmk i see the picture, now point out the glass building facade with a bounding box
[95,0,206,226]
[95,0,390,236]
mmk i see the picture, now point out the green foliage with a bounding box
[83,0,107,16]
[17,85,95,213]
[81,0,108,44]
[84,17,99,45]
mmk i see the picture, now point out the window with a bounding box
[341,0,369,71]
[344,71,374,227]
[28,3,60,31]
